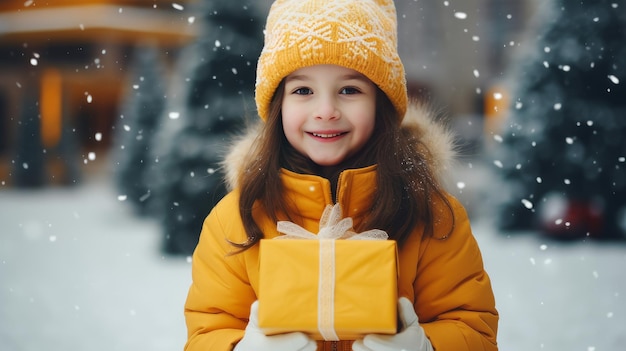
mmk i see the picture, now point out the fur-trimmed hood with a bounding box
[221,102,456,191]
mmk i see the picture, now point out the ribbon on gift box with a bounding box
[275,203,388,341]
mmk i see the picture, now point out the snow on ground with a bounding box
[476,222,626,351]
[0,178,191,351]
[1,171,625,351]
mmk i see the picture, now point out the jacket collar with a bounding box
[279,165,377,225]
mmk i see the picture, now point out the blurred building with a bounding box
[398,0,542,157]
[0,0,197,186]
[396,0,537,111]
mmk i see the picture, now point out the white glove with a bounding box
[352,297,433,351]
[234,300,317,351]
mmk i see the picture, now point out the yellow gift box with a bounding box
[258,238,398,341]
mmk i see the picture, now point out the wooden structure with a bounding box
[0,0,197,186]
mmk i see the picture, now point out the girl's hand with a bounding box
[234,300,317,351]
[352,297,433,351]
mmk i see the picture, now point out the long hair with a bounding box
[232,81,453,251]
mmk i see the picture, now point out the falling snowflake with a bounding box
[521,199,533,209]
[454,12,467,19]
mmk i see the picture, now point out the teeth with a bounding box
[312,133,342,138]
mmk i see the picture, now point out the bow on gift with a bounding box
[275,203,388,240]
[274,203,389,341]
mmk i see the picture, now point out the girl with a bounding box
[184,1,499,350]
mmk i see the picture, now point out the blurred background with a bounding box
[1,0,625,350]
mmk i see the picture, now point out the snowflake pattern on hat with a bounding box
[265,1,397,63]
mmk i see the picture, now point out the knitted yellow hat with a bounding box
[255,0,407,121]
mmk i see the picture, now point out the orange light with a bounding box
[484,84,509,136]
[40,68,62,148]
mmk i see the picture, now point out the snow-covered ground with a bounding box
[1,167,625,351]
[0,176,191,351]
[477,223,626,351]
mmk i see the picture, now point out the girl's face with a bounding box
[281,64,377,167]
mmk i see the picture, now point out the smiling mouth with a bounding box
[310,132,345,138]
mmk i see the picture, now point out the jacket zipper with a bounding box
[334,172,344,205]
[329,172,342,351]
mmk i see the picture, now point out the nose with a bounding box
[315,95,340,120]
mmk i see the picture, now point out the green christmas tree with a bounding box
[153,2,264,255]
[112,44,167,215]
[494,0,626,239]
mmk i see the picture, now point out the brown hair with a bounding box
[232,81,453,251]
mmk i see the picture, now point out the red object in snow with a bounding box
[540,197,604,239]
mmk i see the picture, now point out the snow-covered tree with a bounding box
[112,44,167,215]
[494,0,626,239]
[153,2,264,255]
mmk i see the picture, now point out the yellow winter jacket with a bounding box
[184,104,498,350]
